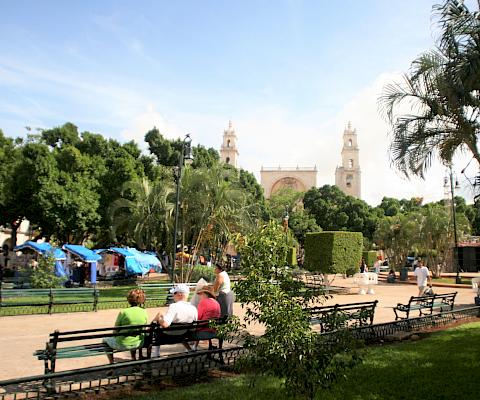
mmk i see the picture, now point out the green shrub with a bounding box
[235,222,361,399]
[189,264,216,283]
[362,251,377,267]
[287,246,297,266]
[304,231,363,275]
[30,255,64,288]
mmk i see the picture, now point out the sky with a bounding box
[1,0,478,205]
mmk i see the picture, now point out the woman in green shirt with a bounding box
[104,289,148,364]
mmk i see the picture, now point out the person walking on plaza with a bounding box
[103,289,148,364]
[213,264,234,317]
[373,256,382,274]
[414,260,431,296]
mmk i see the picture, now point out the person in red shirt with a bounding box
[192,285,221,350]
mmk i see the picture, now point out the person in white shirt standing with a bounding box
[413,260,431,296]
[213,264,234,317]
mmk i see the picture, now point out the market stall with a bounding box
[14,241,68,277]
[63,244,101,285]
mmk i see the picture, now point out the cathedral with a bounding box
[219,121,361,199]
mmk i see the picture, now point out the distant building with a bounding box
[335,122,361,198]
[260,166,317,199]
[220,120,239,168]
[0,219,33,267]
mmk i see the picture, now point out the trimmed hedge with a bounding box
[287,247,297,266]
[304,231,363,275]
[362,251,377,267]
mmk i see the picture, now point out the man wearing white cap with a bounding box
[153,284,198,328]
[152,284,198,356]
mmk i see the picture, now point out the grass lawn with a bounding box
[124,321,480,400]
[0,285,171,315]
[433,277,472,285]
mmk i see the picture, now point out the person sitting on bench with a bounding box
[192,285,221,351]
[387,269,396,283]
[152,284,198,356]
[103,289,148,364]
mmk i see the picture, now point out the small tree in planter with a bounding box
[234,221,362,399]
[30,255,64,289]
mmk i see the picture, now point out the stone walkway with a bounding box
[0,276,477,380]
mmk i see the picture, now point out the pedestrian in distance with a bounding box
[413,260,431,296]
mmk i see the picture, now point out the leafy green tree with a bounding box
[379,0,480,177]
[145,127,219,168]
[288,209,321,245]
[192,145,219,168]
[41,122,80,147]
[235,221,361,399]
[304,185,379,240]
[377,197,401,216]
[374,212,421,269]
[0,130,23,246]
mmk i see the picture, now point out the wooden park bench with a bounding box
[34,316,228,374]
[393,292,457,320]
[307,300,378,332]
[0,287,99,314]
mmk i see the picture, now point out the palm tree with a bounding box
[109,177,174,251]
[176,165,259,281]
[379,0,480,177]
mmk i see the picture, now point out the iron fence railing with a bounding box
[0,306,479,399]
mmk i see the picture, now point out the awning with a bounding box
[127,248,161,272]
[14,241,67,261]
[97,247,149,275]
[63,244,102,262]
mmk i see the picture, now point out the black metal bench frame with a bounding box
[34,317,227,374]
[307,300,378,332]
[393,292,457,320]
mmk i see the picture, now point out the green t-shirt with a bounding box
[114,306,148,348]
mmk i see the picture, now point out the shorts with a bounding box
[103,336,141,351]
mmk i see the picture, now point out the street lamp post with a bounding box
[172,134,193,284]
[445,165,461,284]
[283,209,289,246]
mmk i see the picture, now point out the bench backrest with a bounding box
[47,323,154,349]
[432,292,457,302]
[46,316,228,347]
[309,301,378,331]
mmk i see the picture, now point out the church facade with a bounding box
[260,166,318,199]
[219,121,361,199]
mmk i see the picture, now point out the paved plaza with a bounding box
[0,276,477,380]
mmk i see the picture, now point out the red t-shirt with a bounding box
[197,297,221,332]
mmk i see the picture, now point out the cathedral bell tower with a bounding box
[335,122,361,198]
[220,120,239,167]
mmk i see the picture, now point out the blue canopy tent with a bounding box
[63,244,102,284]
[14,241,68,277]
[127,248,161,273]
[97,248,149,276]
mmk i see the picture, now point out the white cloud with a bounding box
[330,73,477,205]
[120,105,184,148]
